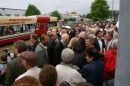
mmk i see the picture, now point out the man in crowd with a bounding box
[29,34,39,51]
[79,31,87,39]
[53,33,70,66]
[93,30,105,55]
[105,31,114,50]
[35,34,50,68]
[47,32,57,65]
[5,40,27,86]
[15,51,41,81]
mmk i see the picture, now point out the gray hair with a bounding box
[61,48,74,64]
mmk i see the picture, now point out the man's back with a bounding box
[53,41,65,66]
[5,56,26,86]
[35,44,49,68]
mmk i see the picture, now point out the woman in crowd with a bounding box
[72,38,87,70]
[80,47,104,86]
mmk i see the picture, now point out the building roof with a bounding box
[0,7,26,11]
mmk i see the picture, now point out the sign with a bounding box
[0,16,37,26]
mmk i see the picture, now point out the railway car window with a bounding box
[48,22,57,27]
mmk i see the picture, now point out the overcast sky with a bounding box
[0,0,120,15]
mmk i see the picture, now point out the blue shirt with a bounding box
[0,63,7,71]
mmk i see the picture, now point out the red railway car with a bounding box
[0,16,57,45]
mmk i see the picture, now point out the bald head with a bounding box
[79,31,87,39]
[61,33,70,46]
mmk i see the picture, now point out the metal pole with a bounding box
[114,0,130,86]
[112,0,114,19]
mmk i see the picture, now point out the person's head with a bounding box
[62,29,67,34]
[105,24,110,29]
[47,30,52,36]
[79,38,86,47]
[86,47,100,63]
[105,31,113,41]
[85,38,93,47]
[79,24,82,28]
[52,29,57,33]
[67,37,78,49]
[30,34,38,44]
[39,65,57,86]
[110,23,114,28]
[14,40,27,56]
[72,39,85,53]
[49,32,57,41]
[21,51,37,70]
[95,30,103,38]
[3,48,8,54]
[61,48,74,64]
[12,76,41,86]
[0,54,7,63]
[113,26,118,32]
[40,34,49,46]
[75,82,94,86]
[79,31,87,39]
[61,33,70,46]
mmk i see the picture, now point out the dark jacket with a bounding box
[72,52,87,70]
[5,56,26,86]
[80,61,104,86]
[29,40,39,52]
[53,41,65,66]
[93,38,105,52]
[35,43,50,68]
[47,40,56,65]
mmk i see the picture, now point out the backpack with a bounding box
[104,49,117,79]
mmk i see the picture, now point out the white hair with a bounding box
[79,31,87,39]
[61,48,74,64]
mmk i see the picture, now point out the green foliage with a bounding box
[64,18,69,22]
[0,13,2,16]
[86,13,92,19]
[80,18,84,22]
[68,18,76,21]
[51,10,61,20]
[25,4,41,16]
[90,0,110,21]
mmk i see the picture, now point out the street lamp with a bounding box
[2,7,5,16]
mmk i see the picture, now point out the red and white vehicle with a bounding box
[0,16,57,45]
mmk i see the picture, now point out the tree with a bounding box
[68,18,76,21]
[90,0,110,21]
[51,10,61,20]
[80,18,84,22]
[64,18,69,22]
[25,4,41,16]
[0,13,2,16]
[86,13,92,19]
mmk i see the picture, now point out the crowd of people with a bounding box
[0,22,118,86]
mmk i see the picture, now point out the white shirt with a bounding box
[40,43,47,49]
[97,37,103,50]
[56,64,86,86]
[15,66,41,81]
